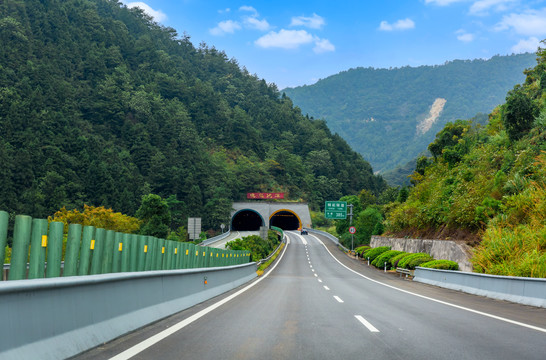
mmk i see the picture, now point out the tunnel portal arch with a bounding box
[231,209,265,231]
[269,209,301,230]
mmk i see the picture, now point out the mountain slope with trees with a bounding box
[384,44,546,277]
[283,53,536,176]
[0,0,385,233]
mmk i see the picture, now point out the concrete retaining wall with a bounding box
[0,263,257,360]
[371,235,473,272]
[414,267,546,308]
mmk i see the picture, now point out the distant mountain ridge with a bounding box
[282,53,537,177]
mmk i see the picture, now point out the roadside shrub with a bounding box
[362,246,390,262]
[355,245,370,257]
[371,250,405,270]
[4,246,11,263]
[390,252,410,268]
[398,253,434,269]
[419,260,459,270]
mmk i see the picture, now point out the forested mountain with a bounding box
[283,53,537,176]
[0,0,385,231]
[385,44,546,277]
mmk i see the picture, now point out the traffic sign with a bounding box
[349,226,356,234]
[324,201,347,219]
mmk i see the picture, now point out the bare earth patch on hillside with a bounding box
[416,98,446,135]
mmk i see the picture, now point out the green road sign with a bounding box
[325,201,347,219]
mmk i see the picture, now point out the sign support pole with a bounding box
[348,204,354,251]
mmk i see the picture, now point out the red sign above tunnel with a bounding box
[247,192,284,200]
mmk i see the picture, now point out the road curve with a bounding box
[76,231,546,360]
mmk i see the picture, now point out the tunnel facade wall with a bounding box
[231,202,311,230]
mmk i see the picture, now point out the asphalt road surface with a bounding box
[75,231,546,360]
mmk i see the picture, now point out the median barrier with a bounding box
[0,263,257,359]
[414,267,546,308]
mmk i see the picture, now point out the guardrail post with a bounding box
[144,236,154,271]
[78,226,95,276]
[90,228,105,275]
[0,211,8,272]
[64,224,82,277]
[120,233,130,272]
[9,215,32,280]
[28,218,48,279]
[46,221,64,278]
[137,235,147,271]
[102,230,115,274]
[112,232,123,273]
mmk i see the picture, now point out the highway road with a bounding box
[76,231,546,360]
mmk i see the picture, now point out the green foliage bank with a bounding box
[385,42,546,277]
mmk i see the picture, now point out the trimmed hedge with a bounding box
[355,246,371,257]
[363,246,391,262]
[419,260,459,270]
[398,253,434,270]
[390,252,410,268]
[371,250,405,270]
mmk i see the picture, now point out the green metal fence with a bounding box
[0,211,251,281]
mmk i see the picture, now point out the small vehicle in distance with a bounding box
[300,228,308,235]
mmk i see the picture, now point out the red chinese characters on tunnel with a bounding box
[246,193,284,200]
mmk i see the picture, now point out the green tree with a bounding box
[502,85,539,141]
[136,194,171,238]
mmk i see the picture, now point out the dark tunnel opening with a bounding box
[269,211,300,230]
[231,210,264,231]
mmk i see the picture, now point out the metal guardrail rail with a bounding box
[307,228,350,252]
[200,231,231,247]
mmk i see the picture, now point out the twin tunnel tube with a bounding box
[231,209,301,231]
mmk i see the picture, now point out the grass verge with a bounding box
[257,243,285,276]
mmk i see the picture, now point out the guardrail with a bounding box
[307,228,350,252]
[200,230,231,247]
[0,263,257,359]
[0,211,250,281]
[257,226,285,266]
[414,267,546,308]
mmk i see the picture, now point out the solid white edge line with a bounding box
[109,235,291,360]
[334,296,344,303]
[309,234,546,334]
[355,315,380,333]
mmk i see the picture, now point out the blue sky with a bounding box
[121,0,546,89]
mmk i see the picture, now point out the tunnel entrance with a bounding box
[231,210,264,231]
[269,210,301,230]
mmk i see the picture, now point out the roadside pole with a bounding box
[348,204,354,251]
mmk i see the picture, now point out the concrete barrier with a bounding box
[414,267,546,308]
[0,263,257,360]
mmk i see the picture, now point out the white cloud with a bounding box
[290,13,325,29]
[255,29,314,49]
[496,8,546,36]
[511,37,540,53]
[457,32,475,42]
[255,29,335,54]
[425,0,468,5]
[470,0,517,15]
[239,5,259,17]
[124,2,167,22]
[244,16,270,31]
[379,18,415,31]
[210,20,242,36]
[313,38,335,53]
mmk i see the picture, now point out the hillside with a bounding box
[283,54,537,176]
[0,0,385,232]
[385,44,546,277]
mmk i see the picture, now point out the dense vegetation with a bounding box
[383,43,546,277]
[0,0,385,234]
[283,54,536,179]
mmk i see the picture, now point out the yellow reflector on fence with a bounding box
[144,245,148,253]
[162,247,165,254]
[41,235,47,247]
[119,243,123,251]
[90,240,95,250]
